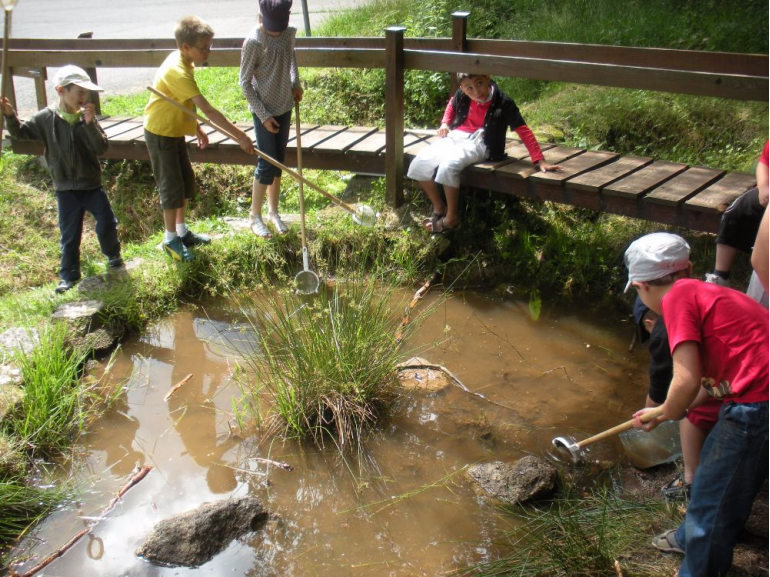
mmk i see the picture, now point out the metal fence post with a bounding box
[385,26,406,207]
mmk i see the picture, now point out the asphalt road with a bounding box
[8,0,367,115]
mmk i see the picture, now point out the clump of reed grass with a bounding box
[236,277,419,449]
[460,486,680,577]
[0,478,65,553]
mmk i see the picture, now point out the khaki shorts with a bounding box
[144,129,196,210]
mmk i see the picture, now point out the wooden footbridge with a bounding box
[3,13,767,234]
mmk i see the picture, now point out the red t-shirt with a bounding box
[662,279,769,404]
[760,140,768,166]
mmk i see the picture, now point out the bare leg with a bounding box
[714,243,738,275]
[419,179,446,217]
[251,178,267,218]
[680,418,710,484]
[266,176,281,215]
[164,199,187,233]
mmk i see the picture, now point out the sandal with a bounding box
[250,216,272,238]
[268,212,289,234]
[661,473,691,502]
[652,529,684,555]
[430,216,461,235]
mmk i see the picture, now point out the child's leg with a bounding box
[251,180,268,218]
[432,133,487,228]
[675,402,768,576]
[417,179,447,217]
[408,136,458,217]
[56,190,86,282]
[86,187,121,260]
[679,418,709,485]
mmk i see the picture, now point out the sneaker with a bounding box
[652,529,684,555]
[55,279,77,294]
[704,273,731,288]
[180,229,211,247]
[268,212,289,234]
[107,256,124,269]
[163,237,194,262]
[661,473,691,502]
[250,216,272,238]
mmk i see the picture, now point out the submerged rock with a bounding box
[468,456,558,505]
[136,496,269,568]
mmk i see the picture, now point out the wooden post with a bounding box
[450,11,470,96]
[385,26,405,207]
[300,0,311,37]
[0,9,12,153]
[77,31,101,115]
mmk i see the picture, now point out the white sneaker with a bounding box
[704,273,731,288]
[250,215,272,238]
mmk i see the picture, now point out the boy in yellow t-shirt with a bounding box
[144,15,254,262]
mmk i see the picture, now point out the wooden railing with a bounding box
[2,11,767,205]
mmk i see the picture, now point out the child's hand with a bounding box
[0,97,15,117]
[536,161,563,173]
[293,86,304,103]
[437,123,449,137]
[82,103,96,124]
[196,125,209,150]
[237,133,255,155]
[632,407,664,432]
[263,117,280,134]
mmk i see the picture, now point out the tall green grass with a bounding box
[0,479,65,553]
[235,277,422,448]
[461,487,681,576]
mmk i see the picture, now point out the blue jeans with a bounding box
[676,401,768,577]
[252,109,291,184]
[57,187,121,282]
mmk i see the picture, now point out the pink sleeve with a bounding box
[661,283,702,355]
[760,141,769,166]
[513,124,544,164]
[440,98,455,126]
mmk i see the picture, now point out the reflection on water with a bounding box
[10,291,648,576]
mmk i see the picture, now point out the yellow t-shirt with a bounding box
[144,50,200,137]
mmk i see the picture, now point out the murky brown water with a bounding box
[10,290,650,576]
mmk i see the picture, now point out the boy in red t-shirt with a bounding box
[406,73,561,234]
[625,232,768,577]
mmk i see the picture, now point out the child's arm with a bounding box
[290,30,303,103]
[1,97,43,141]
[513,125,562,172]
[436,98,455,137]
[81,102,109,156]
[239,36,274,131]
[191,95,254,155]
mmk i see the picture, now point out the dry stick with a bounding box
[395,274,436,344]
[146,86,358,215]
[12,466,153,577]
[163,373,193,401]
[249,456,295,472]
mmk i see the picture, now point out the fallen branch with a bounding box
[11,466,153,577]
[395,274,436,344]
[164,373,193,401]
[250,456,295,472]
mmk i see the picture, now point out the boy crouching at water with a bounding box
[625,232,768,577]
[144,15,254,262]
[1,65,123,294]
[407,73,562,234]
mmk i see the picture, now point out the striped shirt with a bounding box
[239,25,300,123]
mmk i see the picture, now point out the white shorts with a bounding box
[406,129,488,189]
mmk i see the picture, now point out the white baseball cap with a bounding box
[52,65,103,91]
[624,232,691,293]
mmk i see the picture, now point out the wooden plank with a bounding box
[645,167,726,206]
[185,124,218,144]
[314,126,378,153]
[103,119,143,139]
[298,125,348,150]
[347,131,387,155]
[108,124,147,143]
[568,156,652,192]
[495,146,584,179]
[473,140,554,171]
[404,51,768,102]
[685,172,756,213]
[403,135,435,156]
[287,124,320,146]
[530,150,618,184]
[604,161,688,198]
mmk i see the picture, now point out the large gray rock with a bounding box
[51,300,104,322]
[136,496,269,568]
[468,456,558,505]
[0,327,39,357]
[0,383,24,420]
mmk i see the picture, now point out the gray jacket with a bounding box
[5,107,108,191]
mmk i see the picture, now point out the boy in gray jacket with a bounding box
[1,65,122,294]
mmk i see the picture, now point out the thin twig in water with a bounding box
[395,273,436,344]
[538,366,592,393]
[11,466,153,577]
[164,373,193,401]
[472,313,527,362]
[249,456,295,472]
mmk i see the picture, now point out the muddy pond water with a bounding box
[12,289,651,576]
